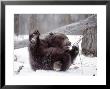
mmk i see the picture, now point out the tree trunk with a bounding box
[14,14,19,36]
[81,26,97,57]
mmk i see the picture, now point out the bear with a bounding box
[44,32,71,49]
[28,30,79,71]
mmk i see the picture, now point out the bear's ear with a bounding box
[49,32,54,35]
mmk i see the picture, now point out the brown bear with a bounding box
[44,32,71,49]
[28,30,79,71]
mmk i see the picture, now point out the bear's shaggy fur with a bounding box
[43,47,71,71]
[28,30,79,71]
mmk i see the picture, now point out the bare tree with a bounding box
[14,14,19,36]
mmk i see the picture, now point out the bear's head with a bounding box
[45,32,71,48]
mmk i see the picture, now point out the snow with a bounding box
[14,35,97,76]
[14,35,28,42]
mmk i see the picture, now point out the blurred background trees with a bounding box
[14,14,92,35]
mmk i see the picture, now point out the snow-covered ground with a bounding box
[14,35,97,76]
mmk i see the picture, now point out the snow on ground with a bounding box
[14,35,97,76]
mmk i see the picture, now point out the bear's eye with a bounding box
[61,37,64,40]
